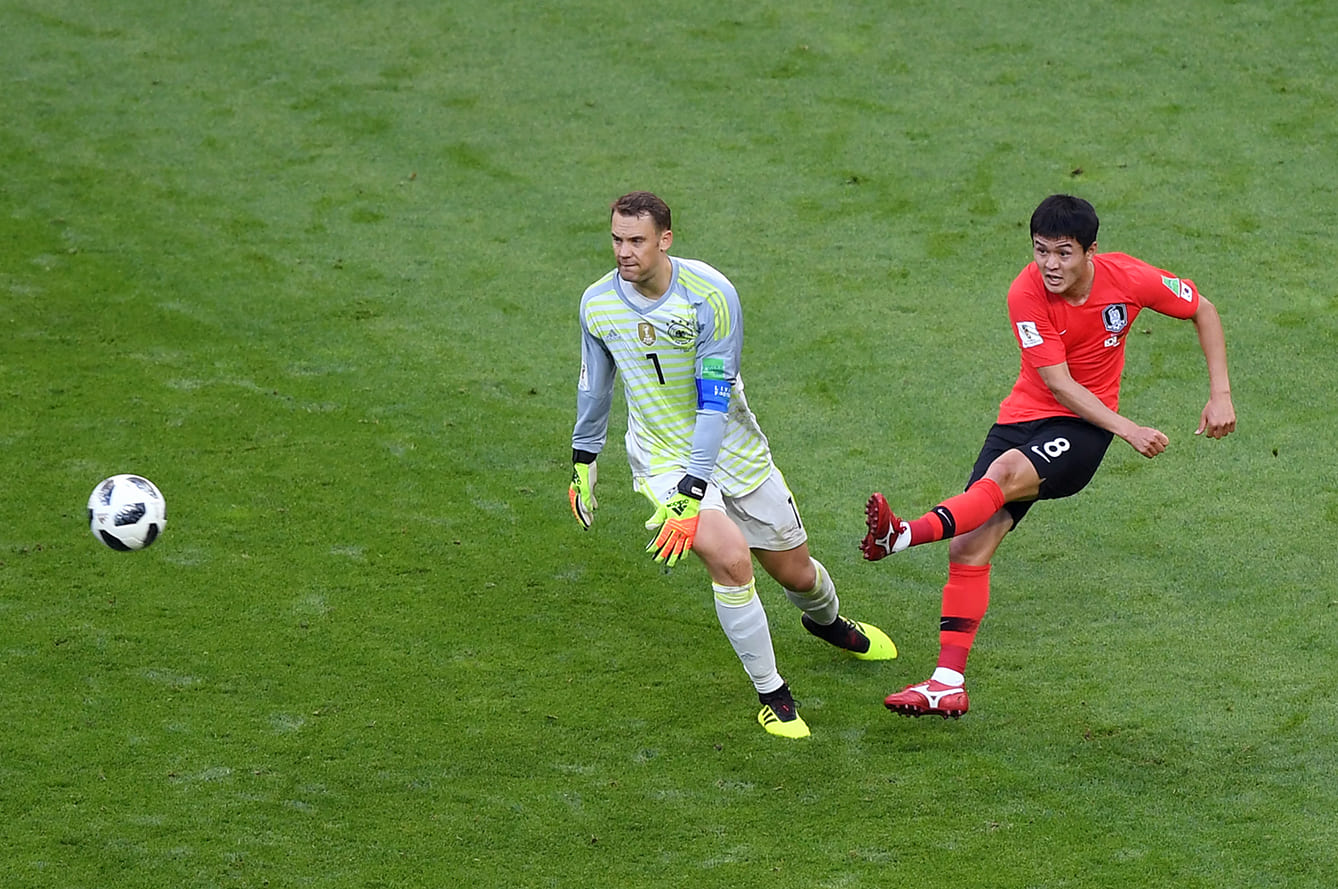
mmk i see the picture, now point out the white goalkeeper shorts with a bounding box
[638,467,808,552]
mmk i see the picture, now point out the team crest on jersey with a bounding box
[637,322,656,346]
[666,316,695,347]
[1102,304,1129,334]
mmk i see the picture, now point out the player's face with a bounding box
[1033,235,1096,298]
[611,211,672,296]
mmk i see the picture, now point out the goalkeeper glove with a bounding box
[645,475,707,566]
[569,451,597,529]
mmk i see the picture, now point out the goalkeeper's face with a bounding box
[612,211,672,297]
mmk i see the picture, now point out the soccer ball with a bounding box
[88,475,167,551]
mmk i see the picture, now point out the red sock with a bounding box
[908,478,1005,545]
[937,562,991,674]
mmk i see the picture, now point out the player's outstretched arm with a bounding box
[1190,296,1236,439]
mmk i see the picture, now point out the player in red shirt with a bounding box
[861,194,1236,718]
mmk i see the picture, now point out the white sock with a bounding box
[713,579,783,694]
[931,667,965,687]
[783,558,840,625]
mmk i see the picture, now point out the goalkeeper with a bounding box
[569,191,897,739]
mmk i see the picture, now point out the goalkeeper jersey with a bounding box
[572,257,775,497]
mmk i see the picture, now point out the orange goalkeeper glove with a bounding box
[644,475,706,566]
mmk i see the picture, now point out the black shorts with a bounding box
[966,417,1114,526]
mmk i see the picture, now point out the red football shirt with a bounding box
[998,252,1200,423]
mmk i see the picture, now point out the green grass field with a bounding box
[3,1,1336,886]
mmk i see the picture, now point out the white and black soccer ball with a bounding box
[88,474,167,551]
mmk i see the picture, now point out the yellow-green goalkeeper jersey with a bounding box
[572,257,775,497]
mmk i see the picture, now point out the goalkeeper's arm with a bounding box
[682,375,731,481]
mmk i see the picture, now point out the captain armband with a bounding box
[696,377,732,412]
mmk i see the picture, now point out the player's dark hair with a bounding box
[1030,194,1099,250]
[611,191,671,233]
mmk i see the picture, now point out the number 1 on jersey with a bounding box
[644,352,665,385]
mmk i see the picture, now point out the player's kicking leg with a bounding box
[860,493,911,560]
[862,478,1009,561]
